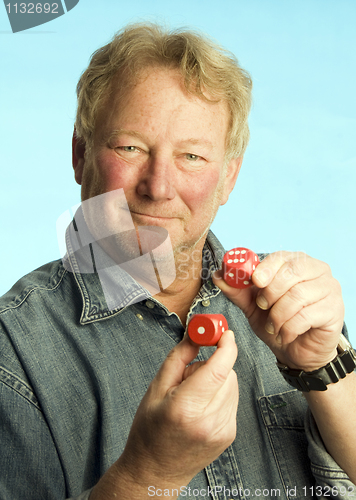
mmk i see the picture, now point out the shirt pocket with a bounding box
[258,390,315,497]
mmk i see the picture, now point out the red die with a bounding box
[187,314,228,346]
[223,247,260,288]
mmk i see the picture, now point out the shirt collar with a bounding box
[63,211,226,324]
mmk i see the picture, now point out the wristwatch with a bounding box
[276,334,356,392]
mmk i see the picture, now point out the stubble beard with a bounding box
[79,155,228,288]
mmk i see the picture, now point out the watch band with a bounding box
[276,334,356,392]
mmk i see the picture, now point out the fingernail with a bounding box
[275,334,282,345]
[256,295,269,310]
[265,321,275,335]
[227,329,235,339]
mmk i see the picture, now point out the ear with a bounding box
[220,156,243,206]
[72,128,86,185]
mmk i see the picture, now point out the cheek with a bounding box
[89,153,133,193]
[183,170,223,208]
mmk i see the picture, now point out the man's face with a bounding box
[75,67,241,259]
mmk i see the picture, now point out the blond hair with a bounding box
[75,22,252,159]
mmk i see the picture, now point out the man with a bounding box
[0,22,355,500]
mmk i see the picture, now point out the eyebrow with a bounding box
[178,138,214,149]
[104,129,146,144]
[104,129,214,149]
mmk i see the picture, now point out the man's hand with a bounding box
[90,330,238,499]
[213,251,344,372]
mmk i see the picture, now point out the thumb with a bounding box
[154,336,200,394]
[212,269,256,317]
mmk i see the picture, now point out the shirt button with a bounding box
[136,314,143,321]
[145,301,155,309]
[202,299,210,307]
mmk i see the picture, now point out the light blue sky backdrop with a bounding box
[1,0,355,343]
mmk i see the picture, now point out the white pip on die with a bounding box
[222,247,260,288]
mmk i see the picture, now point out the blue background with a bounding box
[1,0,355,343]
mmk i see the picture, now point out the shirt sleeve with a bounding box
[305,408,356,494]
[0,368,67,499]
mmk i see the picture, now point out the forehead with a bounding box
[94,66,230,146]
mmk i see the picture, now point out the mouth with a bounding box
[130,211,173,221]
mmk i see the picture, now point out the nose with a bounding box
[136,154,176,201]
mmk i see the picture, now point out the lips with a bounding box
[131,211,173,220]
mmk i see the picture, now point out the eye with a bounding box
[185,153,201,161]
[120,146,140,153]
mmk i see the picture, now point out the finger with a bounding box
[265,276,331,336]
[252,251,299,288]
[177,330,238,403]
[277,294,344,346]
[154,336,200,394]
[182,360,207,381]
[254,252,330,310]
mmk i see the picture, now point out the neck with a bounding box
[153,242,207,326]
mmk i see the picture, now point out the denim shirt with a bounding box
[0,230,354,500]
